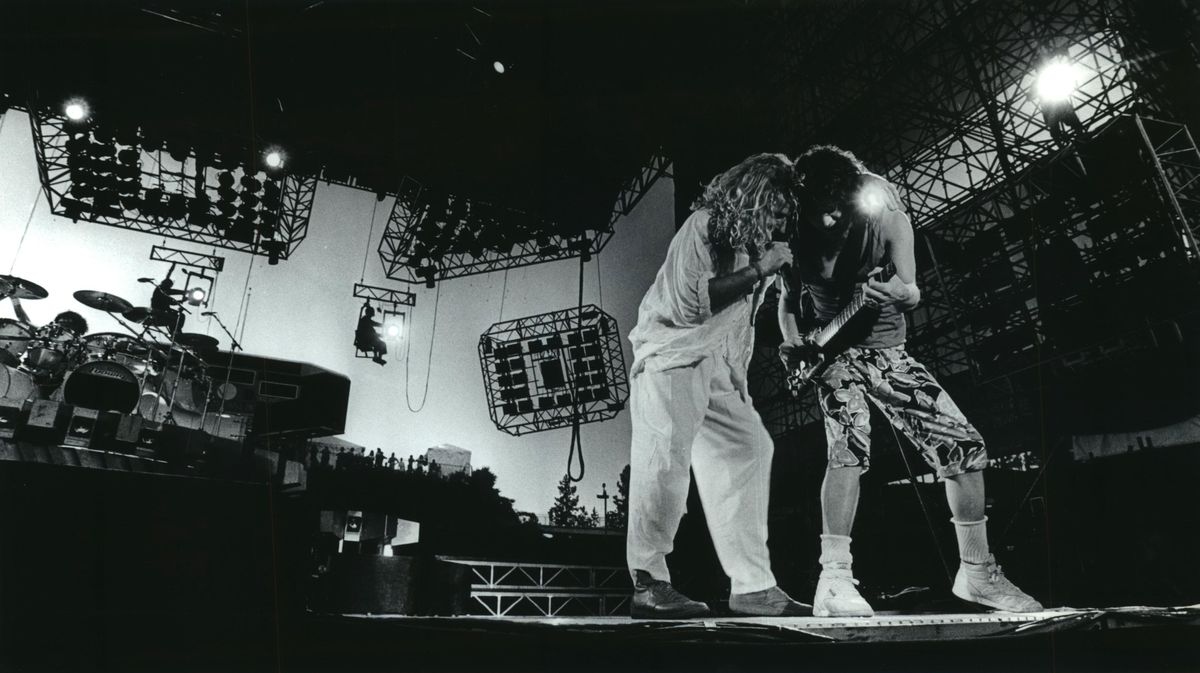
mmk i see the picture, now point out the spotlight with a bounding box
[855,181,890,216]
[493,61,506,74]
[1035,58,1080,103]
[64,99,90,122]
[186,287,207,306]
[382,313,405,340]
[263,147,285,170]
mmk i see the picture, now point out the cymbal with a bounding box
[122,307,153,323]
[175,333,219,351]
[74,290,134,313]
[0,275,48,300]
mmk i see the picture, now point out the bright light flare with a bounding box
[263,147,285,169]
[186,287,207,306]
[64,99,90,122]
[1036,59,1080,103]
[855,182,889,217]
[385,321,403,339]
[493,61,506,74]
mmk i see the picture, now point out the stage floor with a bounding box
[331,605,1200,644]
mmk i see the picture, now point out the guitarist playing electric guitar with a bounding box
[777,145,1042,619]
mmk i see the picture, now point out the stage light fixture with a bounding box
[186,287,207,306]
[264,148,285,170]
[64,99,90,122]
[478,305,628,436]
[33,107,314,262]
[493,61,506,74]
[240,175,262,192]
[1035,58,1080,103]
[382,311,406,340]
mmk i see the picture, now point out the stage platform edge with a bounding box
[318,605,1200,644]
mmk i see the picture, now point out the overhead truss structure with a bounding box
[352,283,416,308]
[149,245,225,273]
[478,305,628,437]
[745,0,1200,446]
[765,0,1142,226]
[378,152,669,286]
[28,107,316,261]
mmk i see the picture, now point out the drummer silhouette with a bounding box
[7,296,88,339]
[5,294,87,392]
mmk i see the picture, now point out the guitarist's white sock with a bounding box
[951,517,991,565]
[818,534,854,573]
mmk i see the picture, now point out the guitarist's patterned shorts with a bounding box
[817,345,988,479]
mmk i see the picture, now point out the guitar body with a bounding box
[785,263,896,397]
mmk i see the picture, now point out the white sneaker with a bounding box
[952,556,1043,613]
[813,570,874,618]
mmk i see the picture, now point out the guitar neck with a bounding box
[812,294,866,347]
[810,264,895,348]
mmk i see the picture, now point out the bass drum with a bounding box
[78,332,159,377]
[0,319,33,368]
[62,360,140,412]
[0,364,37,403]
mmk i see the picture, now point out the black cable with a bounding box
[596,253,604,310]
[498,268,508,321]
[360,199,379,282]
[405,283,440,413]
[996,442,1060,543]
[8,194,40,274]
[887,419,955,584]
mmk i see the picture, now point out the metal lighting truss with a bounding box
[378,153,669,285]
[29,107,316,260]
[742,0,1193,441]
[478,305,628,436]
[149,245,226,273]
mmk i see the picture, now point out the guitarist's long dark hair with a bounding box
[693,153,800,271]
[792,144,866,213]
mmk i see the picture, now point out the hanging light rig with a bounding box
[351,283,415,361]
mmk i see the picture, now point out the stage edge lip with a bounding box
[311,606,1200,645]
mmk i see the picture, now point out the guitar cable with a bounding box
[886,416,956,584]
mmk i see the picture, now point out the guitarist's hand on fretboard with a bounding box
[862,265,912,309]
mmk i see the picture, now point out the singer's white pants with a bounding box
[626,353,776,595]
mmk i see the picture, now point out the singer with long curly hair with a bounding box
[625,152,810,619]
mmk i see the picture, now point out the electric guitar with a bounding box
[784,263,897,396]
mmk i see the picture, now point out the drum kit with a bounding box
[0,273,225,428]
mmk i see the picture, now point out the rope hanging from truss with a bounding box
[405,282,440,413]
[566,252,587,483]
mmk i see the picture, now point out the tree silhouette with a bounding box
[610,464,630,530]
[547,473,594,527]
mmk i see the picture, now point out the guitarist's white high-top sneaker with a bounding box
[813,535,873,617]
[813,567,875,618]
[952,555,1043,613]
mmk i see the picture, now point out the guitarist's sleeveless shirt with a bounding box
[782,210,907,349]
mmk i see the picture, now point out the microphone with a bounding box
[201,311,216,316]
[137,278,154,283]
